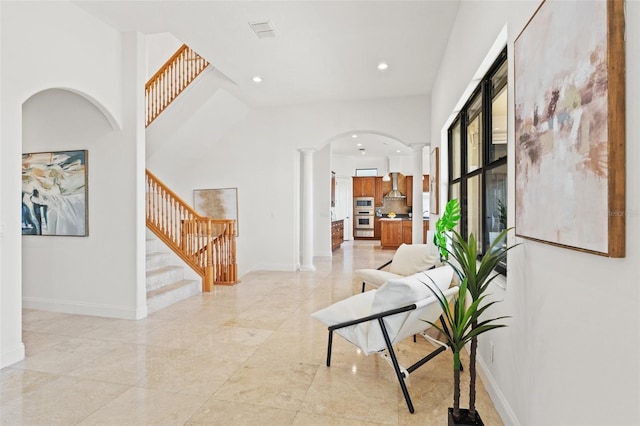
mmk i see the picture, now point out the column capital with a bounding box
[409,143,428,152]
[298,148,316,154]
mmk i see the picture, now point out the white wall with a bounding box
[1,1,145,367]
[148,95,429,274]
[431,2,640,424]
[146,32,183,79]
[21,89,143,318]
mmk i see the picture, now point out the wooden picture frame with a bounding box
[430,147,440,215]
[22,150,88,236]
[193,187,239,236]
[514,0,625,257]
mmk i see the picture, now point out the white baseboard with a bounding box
[476,353,520,425]
[1,342,25,368]
[23,297,140,320]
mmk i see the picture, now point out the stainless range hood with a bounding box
[384,172,406,199]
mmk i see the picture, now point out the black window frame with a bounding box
[448,47,508,275]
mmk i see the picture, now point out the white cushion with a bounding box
[355,269,403,287]
[388,244,440,276]
[356,243,441,289]
[311,291,376,349]
[366,265,454,353]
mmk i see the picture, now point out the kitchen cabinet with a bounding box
[374,216,382,239]
[405,175,430,207]
[352,177,375,197]
[331,220,344,250]
[374,177,384,206]
[406,176,413,207]
[381,219,429,249]
[380,220,403,249]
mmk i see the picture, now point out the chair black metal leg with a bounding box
[378,318,415,413]
[361,281,366,292]
[327,330,334,366]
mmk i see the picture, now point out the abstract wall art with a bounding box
[193,187,239,236]
[514,0,625,257]
[22,150,88,236]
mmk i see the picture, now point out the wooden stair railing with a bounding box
[145,44,209,127]
[146,169,238,290]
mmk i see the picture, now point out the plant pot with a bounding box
[448,408,484,426]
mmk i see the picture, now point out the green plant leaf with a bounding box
[433,199,461,260]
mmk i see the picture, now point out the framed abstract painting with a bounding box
[514,0,625,257]
[22,150,88,236]
[193,187,239,236]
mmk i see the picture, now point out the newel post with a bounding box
[204,219,214,292]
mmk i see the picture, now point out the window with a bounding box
[448,47,508,272]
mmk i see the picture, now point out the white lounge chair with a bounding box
[312,265,457,413]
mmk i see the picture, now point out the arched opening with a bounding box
[21,88,139,319]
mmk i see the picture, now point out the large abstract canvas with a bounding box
[514,0,625,257]
[194,188,239,236]
[22,150,88,236]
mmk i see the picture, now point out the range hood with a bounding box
[384,172,406,199]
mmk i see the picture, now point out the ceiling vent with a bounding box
[249,21,278,39]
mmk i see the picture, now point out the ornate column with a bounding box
[300,148,316,271]
[411,143,427,243]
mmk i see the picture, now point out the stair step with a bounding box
[146,251,170,271]
[147,279,200,314]
[146,265,184,292]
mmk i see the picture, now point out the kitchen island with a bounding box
[380,217,429,249]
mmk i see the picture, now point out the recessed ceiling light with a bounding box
[396,150,401,153]
[377,62,389,71]
[352,134,358,138]
[252,76,263,83]
[357,143,362,147]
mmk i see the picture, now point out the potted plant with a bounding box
[424,276,507,425]
[430,199,517,425]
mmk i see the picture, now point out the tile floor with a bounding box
[1,240,503,425]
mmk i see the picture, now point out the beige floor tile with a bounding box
[11,336,124,375]
[136,349,245,396]
[213,357,319,411]
[3,241,505,425]
[185,399,297,425]
[77,386,209,426]
[0,368,128,426]
[293,411,385,426]
[300,362,400,425]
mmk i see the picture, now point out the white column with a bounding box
[300,148,316,271]
[411,144,427,243]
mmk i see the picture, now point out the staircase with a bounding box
[146,230,200,314]
[144,43,238,315]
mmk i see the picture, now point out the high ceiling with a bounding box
[75,1,460,158]
[75,1,460,109]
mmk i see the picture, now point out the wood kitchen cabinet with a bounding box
[331,220,344,250]
[381,219,430,249]
[352,177,375,197]
[380,220,403,249]
[374,177,384,206]
[405,175,430,207]
[374,216,381,239]
[406,176,413,207]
